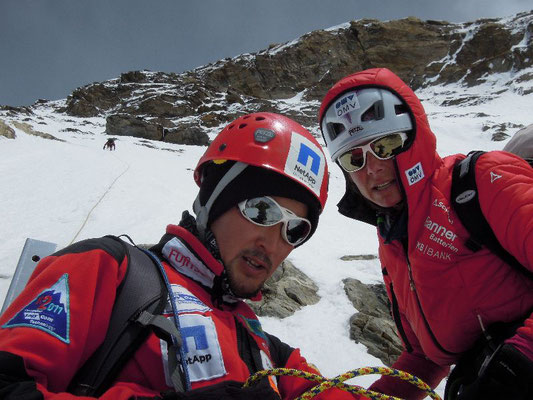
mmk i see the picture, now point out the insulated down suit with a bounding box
[0,223,359,399]
[334,69,533,399]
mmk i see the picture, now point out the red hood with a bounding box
[326,68,443,223]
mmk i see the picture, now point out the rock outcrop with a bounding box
[344,278,402,366]
[0,120,16,139]
[46,11,532,144]
[246,260,320,319]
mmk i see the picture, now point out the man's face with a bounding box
[210,196,308,298]
[349,152,403,208]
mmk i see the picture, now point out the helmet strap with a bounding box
[193,161,248,240]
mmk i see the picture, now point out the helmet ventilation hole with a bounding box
[239,123,247,129]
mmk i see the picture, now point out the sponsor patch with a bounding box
[284,131,325,197]
[179,314,226,382]
[424,216,458,242]
[334,93,360,118]
[163,238,215,288]
[3,274,70,343]
[416,241,453,261]
[432,199,454,224]
[165,284,211,314]
[405,162,425,186]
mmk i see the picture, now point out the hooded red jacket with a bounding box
[322,68,533,399]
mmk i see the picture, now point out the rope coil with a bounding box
[243,366,442,400]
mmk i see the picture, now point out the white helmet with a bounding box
[320,88,412,162]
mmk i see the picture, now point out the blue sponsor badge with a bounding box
[284,132,325,197]
[3,274,70,343]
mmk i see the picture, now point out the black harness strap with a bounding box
[451,151,533,280]
[68,237,169,397]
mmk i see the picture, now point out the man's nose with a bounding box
[255,223,286,254]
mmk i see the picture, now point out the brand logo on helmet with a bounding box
[284,132,325,197]
[348,126,364,135]
[335,93,360,117]
[254,128,276,143]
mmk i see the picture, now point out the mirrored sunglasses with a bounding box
[238,196,312,246]
[338,132,408,173]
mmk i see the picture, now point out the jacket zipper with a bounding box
[402,241,459,356]
[386,279,414,352]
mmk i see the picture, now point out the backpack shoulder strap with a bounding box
[68,236,169,396]
[451,151,533,280]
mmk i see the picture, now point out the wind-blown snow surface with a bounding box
[1,78,532,397]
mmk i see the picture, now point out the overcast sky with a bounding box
[1,0,531,106]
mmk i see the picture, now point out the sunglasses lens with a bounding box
[338,133,406,172]
[338,148,365,172]
[370,133,405,158]
[240,197,312,246]
[241,197,282,225]
[285,219,311,246]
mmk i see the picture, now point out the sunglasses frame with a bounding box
[237,196,312,246]
[337,132,408,173]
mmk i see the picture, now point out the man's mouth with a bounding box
[373,180,395,191]
[243,256,267,271]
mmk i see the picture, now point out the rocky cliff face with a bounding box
[3,11,531,143]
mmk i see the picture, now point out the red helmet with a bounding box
[193,113,329,238]
[194,112,328,209]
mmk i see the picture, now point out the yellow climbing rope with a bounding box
[243,366,442,400]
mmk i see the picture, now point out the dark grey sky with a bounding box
[1,0,531,106]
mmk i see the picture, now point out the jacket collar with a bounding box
[152,214,262,304]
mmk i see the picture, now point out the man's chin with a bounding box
[228,278,262,299]
[231,286,261,299]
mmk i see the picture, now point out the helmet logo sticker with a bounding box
[348,125,364,136]
[335,93,360,117]
[284,132,325,197]
[405,162,425,186]
[254,128,276,143]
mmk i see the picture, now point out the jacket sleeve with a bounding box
[267,334,365,400]
[368,310,448,400]
[475,152,533,349]
[0,239,157,399]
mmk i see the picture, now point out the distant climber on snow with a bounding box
[103,138,116,150]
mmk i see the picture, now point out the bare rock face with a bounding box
[246,260,320,319]
[106,114,164,141]
[163,126,209,146]
[11,121,64,142]
[344,278,402,366]
[54,12,532,144]
[0,120,16,139]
